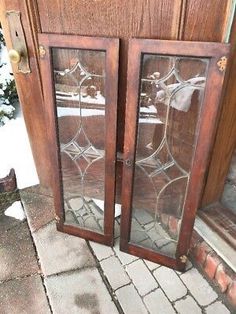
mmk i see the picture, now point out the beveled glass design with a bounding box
[52,48,106,234]
[130,55,209,257]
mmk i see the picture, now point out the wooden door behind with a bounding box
[0,0,234,192]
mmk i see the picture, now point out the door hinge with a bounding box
[179,255,188,263]
[55,214,60,222]
[217,56,227,72]
[39,45,46,58]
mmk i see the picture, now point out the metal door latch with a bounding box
[5,10,31,74]
[125,159,132,167]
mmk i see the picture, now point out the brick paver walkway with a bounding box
[0,186,234,313]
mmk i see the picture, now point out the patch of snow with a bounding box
[57,107,104,118]
[0,45,13,85]
[139,117,162,124]
[0,117,39,188]
[93,198,121,218]
[140,105,157,114]
[4,201,26,221]
[0,103,15,115]
[0,38,38,188]
[57,106,163,125]
[56,91,105,105]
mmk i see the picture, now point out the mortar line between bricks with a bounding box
[114,282,133,292]
[140,287,159,298]
[194,266,235,313]
[114,254,139,266]
[112,254,137,267]
[0,272,42,285]
[172,293,193,305]
[202,291,236,314]
[31,218,57,234]
[143,260,162,272]
[40,276,53,314]
[119,278,152,314]
[123,259,162,297]
[123,257,181,311]
[177,258,232,311]
[1,218,26,233]
[201,296,225,309]
[144,283,178,314]
[171,274,208,309]
[26,217,54,314]
[100,246,179,313]
[45,265,96,279]
[175,270,232,312]
[86,240,125,314]
[93,253,115,263]
[146,267,188,313]
[114,259,157,314]
[112,247,160,277]
[20,189,53,199]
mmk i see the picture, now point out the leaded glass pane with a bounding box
[130,54,209,257]
[52,48,106,234]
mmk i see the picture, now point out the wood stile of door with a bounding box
[120,39,230,271]
[201,16,236,207]
[38,33,119,246]
[179,0,236,208]
[0,0,53,187]
[180,0,233,42]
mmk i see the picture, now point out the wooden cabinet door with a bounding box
[120,39,230,270]
[39,34,119,246]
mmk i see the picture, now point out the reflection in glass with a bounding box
[52,48,106,234]
[130,55,209,257]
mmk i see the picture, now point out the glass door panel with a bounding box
[53,48,106,234]
[39,34,119,245]
[121,39,230,270]
[130,55,208,258]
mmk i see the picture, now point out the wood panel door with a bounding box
[39,33,119,246]
[120,39,230,271]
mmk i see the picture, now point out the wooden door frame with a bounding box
[201,14,236,207]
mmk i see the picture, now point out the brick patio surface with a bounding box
[0,185,234,313]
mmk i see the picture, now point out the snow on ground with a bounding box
[0,117,39,188]
[4,201,26,221]
[0,42,12,84]
[0,40,39,189]
[93,198,121,218]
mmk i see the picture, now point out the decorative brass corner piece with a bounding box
[179,255,188,263]
[55,215,60,222]
[217,56,227,72]
[39,45,46,58]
